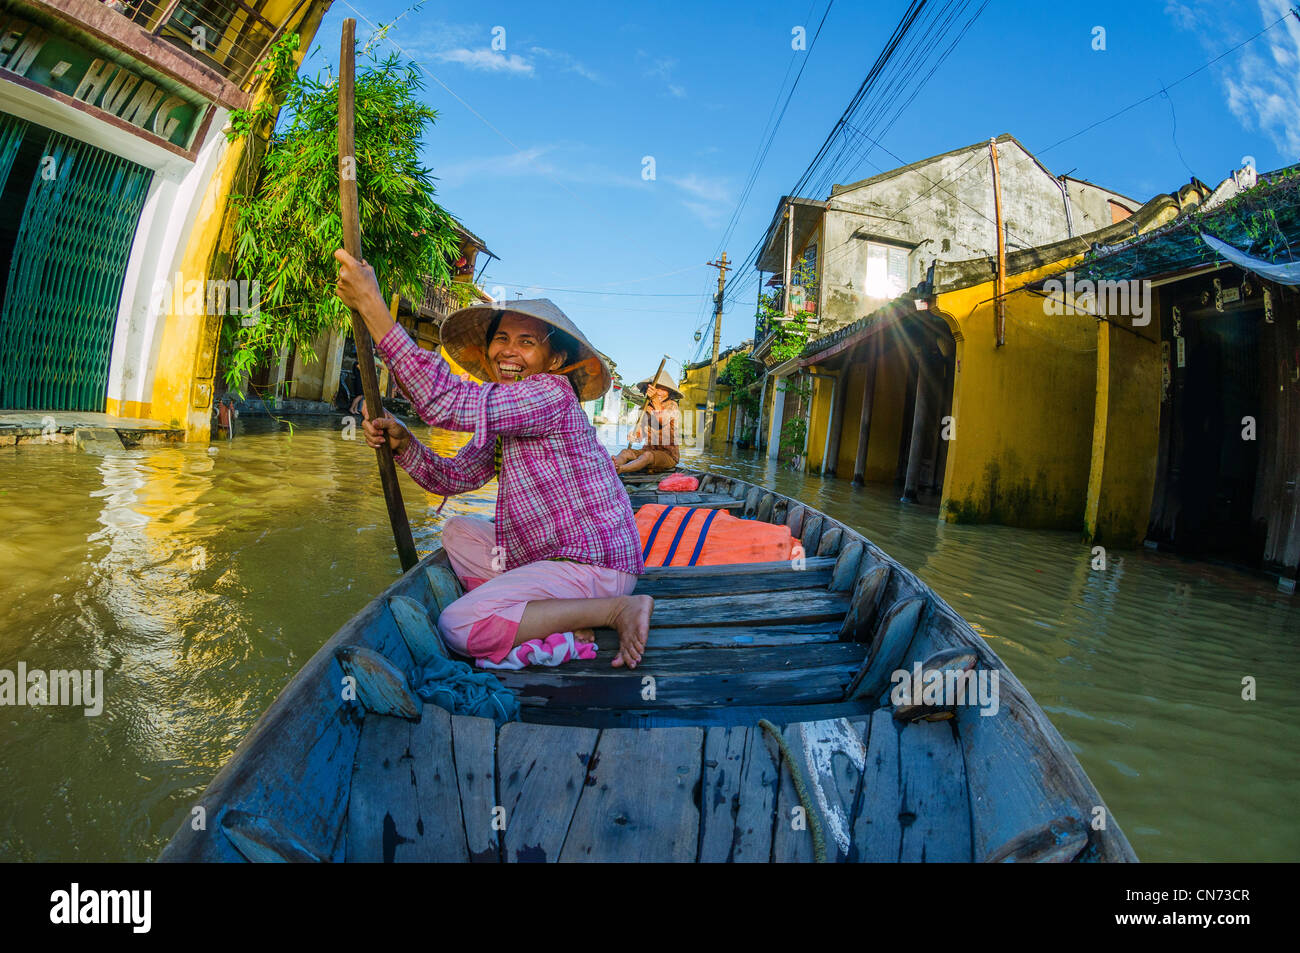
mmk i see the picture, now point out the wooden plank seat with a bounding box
[620,621,841,650]
[619,470,683,485]
[627,491,745,510]
[648,589,851,627]
[640,557,834,577]
[492,641,867,709]
[634,564,832,598]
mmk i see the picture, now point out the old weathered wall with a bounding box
[819,137,1078,334]
[933,259,1097,529]
[143,1,334,440]
[1084,295,1162,546]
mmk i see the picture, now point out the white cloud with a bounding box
[529,46,601,82]
[1167,0,1300,159]
[639,53,686,98]
[665,172,735,225]
[435,48,535,74]
[435,144,650,191]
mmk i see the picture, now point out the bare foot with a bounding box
[610,594,653,668]
[573,628,595,643]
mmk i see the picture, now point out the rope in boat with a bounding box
[758,718,828,863]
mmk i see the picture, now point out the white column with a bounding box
[767,374,786,460]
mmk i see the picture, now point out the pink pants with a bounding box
[438,516,637,664]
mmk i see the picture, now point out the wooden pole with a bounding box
[703,252,728,441]
[989,137,1006,347]
[339,18,418,572]
[851,340,878,486]
[631,356,667,447]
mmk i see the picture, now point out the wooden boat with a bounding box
[619,469,745,511]
[159,470,1137,863]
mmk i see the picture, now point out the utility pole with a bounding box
[703,252,729,442]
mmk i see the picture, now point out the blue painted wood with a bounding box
[733,725,780,863]
[389,594,448,666]
[851,709,903,862]
[346,707,468,862]
[221,810,325,863]
[816,526,843,557]
[898,718,973,862]
[699,726,749,862]
[495,642,865,709]
[986,816,1090,863]
[847,597,927,700]
[785,504,805,538]
[893,647,979,722]
[801,515,824,555]
[559,727,702,861]
[158,555,432,862]
[497,723,598,863]
[520,699,876,729]
[789,718,869,862]
[336,646,421,719]
[838,565,891,641]
[634,565,832,599]
[829,539,864,591]
[424,565,463,616]
[772,723,816,863]
[918,606,1137,862]
[158,477,1139,864]
[451,715,500,862]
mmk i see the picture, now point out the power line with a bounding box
[1035,9,1295,156]
[486,283,701,297]
[720,0,959,311]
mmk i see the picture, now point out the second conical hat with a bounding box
[638,367,682,401]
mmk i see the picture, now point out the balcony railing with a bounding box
[415,282,466,321]
[113,0,280,87]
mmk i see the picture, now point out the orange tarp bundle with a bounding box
[636,504,794,568]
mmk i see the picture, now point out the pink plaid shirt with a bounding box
[377,325,644,576]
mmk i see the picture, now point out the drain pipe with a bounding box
[1055,174,1075,238]
[989,137,1007,347]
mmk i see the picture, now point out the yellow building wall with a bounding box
[1085,295,1162,545]
[677,348,750,445]
[864,337,909,483]
[933,258,1097,529]
[805,371,836,471]
[834,357,867,479]
[117,2,333,438]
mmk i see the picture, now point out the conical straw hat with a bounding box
[439,299,612,402]
[638,367,682,401]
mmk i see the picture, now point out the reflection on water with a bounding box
[0,418,1295,861]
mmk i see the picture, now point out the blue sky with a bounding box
[306,0,1300,384]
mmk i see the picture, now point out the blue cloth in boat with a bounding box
[413,653,519,727]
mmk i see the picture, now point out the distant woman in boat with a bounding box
[612,368,682,474]
[334,249,651,669]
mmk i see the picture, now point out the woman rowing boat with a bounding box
[334,249,652,669]
[613,367,682,474]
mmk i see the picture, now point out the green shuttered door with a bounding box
[0,127,153,411]
[0,113,26,193]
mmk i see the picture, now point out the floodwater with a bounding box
[1,417,1296,862]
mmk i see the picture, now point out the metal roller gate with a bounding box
[0,116,153,411]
